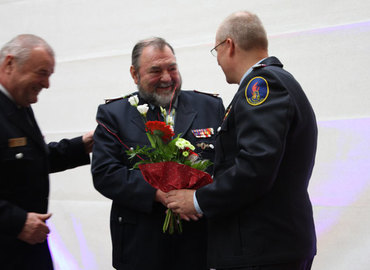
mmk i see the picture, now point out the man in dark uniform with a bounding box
[167,11,317,270]
[0,34,93,270]
[91,37,224,270]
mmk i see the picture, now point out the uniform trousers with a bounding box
[215,257,313,270]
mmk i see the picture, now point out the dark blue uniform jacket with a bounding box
[92,90,224,270]
[0,91,90,270]
[196,57,318,269]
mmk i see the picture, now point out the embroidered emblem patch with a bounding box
[191,128,214,138]
[245,77,269,106]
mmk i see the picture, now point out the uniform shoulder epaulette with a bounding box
[104,96,124,104]
[193,90,220,97]
[252,63,267,70]
[104,93,136,104]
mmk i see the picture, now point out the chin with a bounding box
[154,96,173,107]
[225,76,233,84]
[29,97,38,105]
[225,76,238,85]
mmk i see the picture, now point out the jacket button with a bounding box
[217,126,221,132]
[118,217,123,223]
[15,153,24,159]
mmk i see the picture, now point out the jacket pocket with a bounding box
[0,146,35,191]
[110,210,137,266]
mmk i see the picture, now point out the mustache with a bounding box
[156,82,175,89]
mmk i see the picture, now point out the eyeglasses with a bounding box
[210,39,227,57]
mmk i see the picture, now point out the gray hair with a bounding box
[217,11,268,51]
[131,37,175,70]
[0,34,54,65]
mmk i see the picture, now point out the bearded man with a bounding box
[91,37,225,270]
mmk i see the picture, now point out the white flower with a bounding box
[175,139,186,149]
[166,115,174,127]
[160,106,167,117]
[137,104,149,116]
[128,95,139,107]
[175,138,195,150]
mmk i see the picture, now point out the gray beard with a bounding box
[138,85,181,108]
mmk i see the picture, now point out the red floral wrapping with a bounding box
[139,161,213,192]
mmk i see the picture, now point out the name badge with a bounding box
[8,137,27,147]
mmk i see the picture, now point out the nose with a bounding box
[41,77,50,89]
[160,71,171,82]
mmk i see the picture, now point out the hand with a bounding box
[155,189,167,207]
[179,213,203,222]
[159,190,201,221]
[17,212,52,245]
[82,130,94,153]
[166,189,198,216]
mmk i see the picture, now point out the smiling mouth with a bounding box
[32,86,42,92]
[156,83,174,92]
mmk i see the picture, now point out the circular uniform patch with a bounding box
[245,76,269,106]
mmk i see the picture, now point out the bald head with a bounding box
[216,11,268,52]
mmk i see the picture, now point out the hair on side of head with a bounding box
[131,37,175,70]
[0,34,54,66]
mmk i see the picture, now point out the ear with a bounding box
[2,55,15,74]
[130,65,139,84]
[226,38,235,57]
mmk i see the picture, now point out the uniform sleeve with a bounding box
[197,72,293,217]
[0,200,27,237]
[91,105,156,213]
[48,136,90,173]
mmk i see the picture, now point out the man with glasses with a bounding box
[167,11,317,270]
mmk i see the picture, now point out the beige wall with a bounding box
[1,0,370,269]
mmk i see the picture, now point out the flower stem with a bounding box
[163,209,171,233]
[163,209,183,234]
[176,213,183,234]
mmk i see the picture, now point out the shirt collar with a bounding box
[0,83,15,102]
[239,57,267,85]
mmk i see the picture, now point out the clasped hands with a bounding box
[155,189,201,221]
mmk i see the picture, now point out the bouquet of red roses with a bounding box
[126,95,213,234]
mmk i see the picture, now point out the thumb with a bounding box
[38,213,52,221]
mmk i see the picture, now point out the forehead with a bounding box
[22,47,55,73]
[139,45,176,69]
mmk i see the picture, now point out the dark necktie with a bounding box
[22,107,34,127]
[150,106,163,121]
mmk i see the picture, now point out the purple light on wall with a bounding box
[48,220,80,270]
[310,117,370,236]
[48,216,98,270]
[308,20,370,34]
[71,215,97,270]
[269,20,370,38]
[311,117,370,205]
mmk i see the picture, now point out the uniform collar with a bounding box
[239,57,267,85]
[0,83,16,103]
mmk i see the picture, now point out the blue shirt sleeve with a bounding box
[193,191,204,214]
